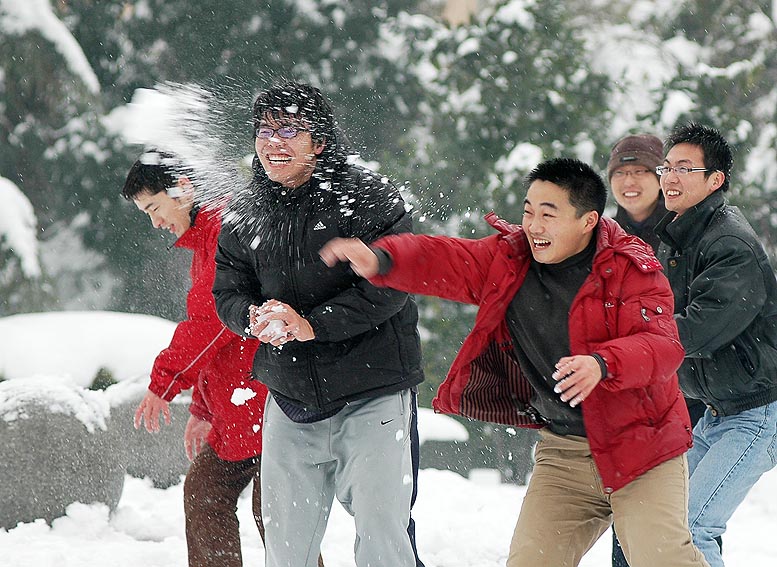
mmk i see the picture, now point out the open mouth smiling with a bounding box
[267,154,292,164]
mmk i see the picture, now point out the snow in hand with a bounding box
[249,303,288,342]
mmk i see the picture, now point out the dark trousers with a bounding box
[183,444,263,567]
[612,398,720,567]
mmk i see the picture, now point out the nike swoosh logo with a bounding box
[380,419,394,425]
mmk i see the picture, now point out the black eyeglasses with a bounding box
[255,126,308,139]
[655,166,709,176]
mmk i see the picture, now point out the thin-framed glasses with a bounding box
[611,169,653,179]
[255,126,308,139]
[655,166,709,176]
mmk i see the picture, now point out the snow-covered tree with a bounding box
[0,176,51,314]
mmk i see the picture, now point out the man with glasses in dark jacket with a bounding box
[213,82,425,567]
[655,122,777,567]
[607,133,719,567]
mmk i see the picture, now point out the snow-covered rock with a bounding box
[104,378,191,488]
[0,377,124,529]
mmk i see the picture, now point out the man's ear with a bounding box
[313,139,326,156]
[583,211,599,233]
[709,170,725,192]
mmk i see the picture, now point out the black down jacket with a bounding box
[213,162,424,410]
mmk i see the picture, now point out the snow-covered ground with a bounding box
[1,311,776,566]
[1,466,776,567]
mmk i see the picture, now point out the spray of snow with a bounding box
[102,81,254,216]
[103,81,426,251]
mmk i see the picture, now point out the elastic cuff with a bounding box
[591,353,608,380]
[370,247,394,275]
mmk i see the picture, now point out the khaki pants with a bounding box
[507,429,709,567]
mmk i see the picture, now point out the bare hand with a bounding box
[184,415,212,461]
[319,237,379,278]
[249,300,314,346]
[551,355,603,408]
[134,390,171,432]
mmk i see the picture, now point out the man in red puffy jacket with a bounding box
[321,158,709,567]
[121,151,271,567]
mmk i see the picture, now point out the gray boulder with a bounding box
[0,377,125,529]
[104,379,191,488]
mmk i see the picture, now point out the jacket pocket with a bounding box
[637,298,672,333]
[732,334,758,376]
[700,339,757,401]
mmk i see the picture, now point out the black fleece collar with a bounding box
[655,190,725,252]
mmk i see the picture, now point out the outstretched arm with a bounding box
[319,237,380,278]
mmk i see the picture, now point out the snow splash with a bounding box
[106,79,254,216]
[106,81,427,246]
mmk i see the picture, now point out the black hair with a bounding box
[121,150,186,200]
[252,82,342,166]
[665,122,733,192]
[525,157,607,217]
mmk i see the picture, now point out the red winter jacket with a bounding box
[148,208,267,461]
[370,213,691,492]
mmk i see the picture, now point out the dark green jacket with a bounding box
[656,190,777,415]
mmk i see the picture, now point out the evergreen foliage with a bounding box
[2,0,777,415]
[89,366,117,391]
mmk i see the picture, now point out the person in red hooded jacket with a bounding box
[321,158,709,567]
[122,151,288,567]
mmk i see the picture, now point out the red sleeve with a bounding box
[593,265,685,391]
[148,216,236,401]
[369,233,500,305]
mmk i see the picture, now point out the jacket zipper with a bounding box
[288,202,324,408]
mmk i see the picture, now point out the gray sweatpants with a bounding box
[261,389,416,567]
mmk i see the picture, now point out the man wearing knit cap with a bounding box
[607,134,665,251]
[607,134,719,567]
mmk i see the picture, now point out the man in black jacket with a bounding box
[655,123,777,567]
[213,82,425,567]
[607,133,717,567]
